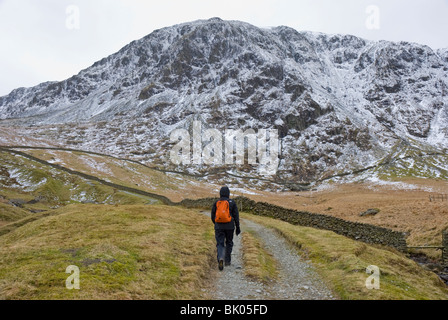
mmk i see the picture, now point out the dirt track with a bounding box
[201,212,335,300]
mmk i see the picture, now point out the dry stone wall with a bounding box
[181,196,408,252]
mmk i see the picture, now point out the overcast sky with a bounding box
[0,0,447,96]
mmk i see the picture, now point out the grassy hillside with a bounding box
[374,140,448,180]
[0,150,158,218]
[242,212,448,300]
[20,148,218,202]
[0,149,216,299]
[0,202,30,225]
[1,147,447,300]
[248,180,448,261]
[0,204,215,300]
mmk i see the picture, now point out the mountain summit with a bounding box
[1,18,447,187]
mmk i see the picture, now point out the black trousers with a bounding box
[215,229,234,263]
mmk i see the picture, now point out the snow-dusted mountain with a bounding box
[1,18,447,188]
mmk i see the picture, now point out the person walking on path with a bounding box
[211,186,241,271]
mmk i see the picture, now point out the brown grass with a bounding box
[9,148,448,259]
[242,212,448,300]
[0,204,215,300]
[246,180,448,258]
[0,203,30,222]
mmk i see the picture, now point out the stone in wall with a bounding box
[178,196,408,252]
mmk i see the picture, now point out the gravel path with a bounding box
[203,212,335,300]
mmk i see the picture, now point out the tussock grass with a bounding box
[0,204,215,300]
[248,181,448,261]
[242,212,448,300]
[241,230,278,283]
[0,203,30,222]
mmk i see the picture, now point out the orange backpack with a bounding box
[215,200,232,223]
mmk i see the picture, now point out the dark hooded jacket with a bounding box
[211,186,240,231]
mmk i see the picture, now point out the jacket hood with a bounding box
[220,186,230,198]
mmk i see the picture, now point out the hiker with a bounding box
[211,186,241,271]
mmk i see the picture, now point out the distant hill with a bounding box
[1,18,447,187]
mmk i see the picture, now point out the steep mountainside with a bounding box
[0,18,447,188]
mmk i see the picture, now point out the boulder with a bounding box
[360,208,380,217]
